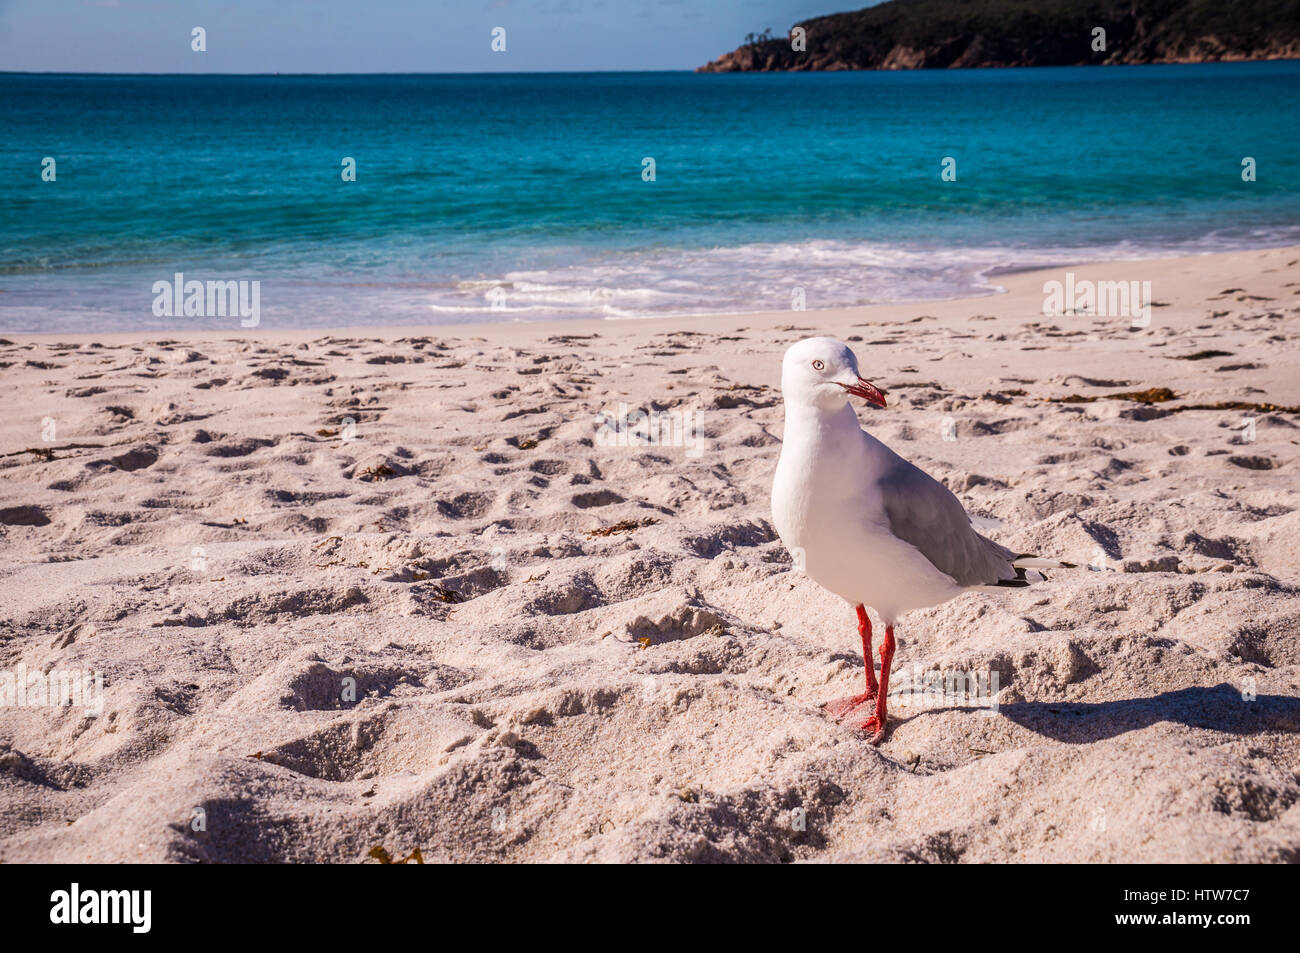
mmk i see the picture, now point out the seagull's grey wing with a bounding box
[875,456,1017,587]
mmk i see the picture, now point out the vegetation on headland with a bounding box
[698,0,1300,71]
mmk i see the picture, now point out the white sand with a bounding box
[1,246,1298,863]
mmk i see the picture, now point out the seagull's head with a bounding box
[781,337,887,412]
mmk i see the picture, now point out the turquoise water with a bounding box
[2,63,1298,332]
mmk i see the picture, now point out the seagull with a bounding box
[771,337,1073,744]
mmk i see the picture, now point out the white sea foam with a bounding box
[6,228,1300,333]
[412,232,1300,323]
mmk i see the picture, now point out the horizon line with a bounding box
[3,60,1297,78]
[0,68,697,77]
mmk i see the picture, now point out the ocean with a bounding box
[3,63,1299,333]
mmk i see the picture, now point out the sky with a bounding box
[0,0,861,73]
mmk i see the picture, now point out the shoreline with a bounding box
[7,245,1298,350]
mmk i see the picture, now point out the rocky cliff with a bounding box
[698,0,1300,72]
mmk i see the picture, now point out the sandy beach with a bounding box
[1,245,1298,863]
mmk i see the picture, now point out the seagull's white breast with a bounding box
[772,405,964,623]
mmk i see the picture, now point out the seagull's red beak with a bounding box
[840,376,887,409]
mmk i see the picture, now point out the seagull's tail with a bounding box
[994,554,1078,587]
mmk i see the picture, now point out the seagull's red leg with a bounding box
[824,605,878,722]
[856,605,880,696]
[861,624,895,744]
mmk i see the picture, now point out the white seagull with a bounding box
[771,337,1073,744]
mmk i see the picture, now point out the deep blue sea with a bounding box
[3,64,1299,332]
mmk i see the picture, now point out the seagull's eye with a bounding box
[811,359,825,371]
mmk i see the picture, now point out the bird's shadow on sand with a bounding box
[992,684,1300,743]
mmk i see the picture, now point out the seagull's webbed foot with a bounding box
[824,609,894,744]
[823,604,879,723]
[823,691,877,722]
[859,713,887,746]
